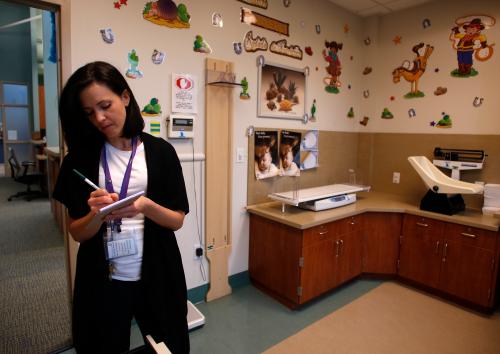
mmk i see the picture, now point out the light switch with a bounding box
[236,147,246,163]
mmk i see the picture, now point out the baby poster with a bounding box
[254,130,279,180]
[279,130,301,176]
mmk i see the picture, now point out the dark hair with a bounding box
[58,61,144,151]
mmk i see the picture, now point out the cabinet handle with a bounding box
[335,240,340,257]
[460,232,477,239]
[339,239,344,256]
[319,230,328,235]
[442,243,448,262]
[416,222,428,227]
[435,241,440,254]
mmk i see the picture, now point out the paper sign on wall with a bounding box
[172,73,197,114]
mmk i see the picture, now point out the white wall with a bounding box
[56,0,500,292]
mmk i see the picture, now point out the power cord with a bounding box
[191,139,206,281]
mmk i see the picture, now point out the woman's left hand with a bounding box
[105,196,149,221]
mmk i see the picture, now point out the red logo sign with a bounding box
[176,77,193,90]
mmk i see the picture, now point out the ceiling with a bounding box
[328,0,437,17]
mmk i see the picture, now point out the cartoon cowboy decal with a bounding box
[450,16,495,77]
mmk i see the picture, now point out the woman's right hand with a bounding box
[88,189,119,215]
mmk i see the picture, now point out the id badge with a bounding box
[104,228,138,260]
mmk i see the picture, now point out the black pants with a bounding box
[75,279,155,354]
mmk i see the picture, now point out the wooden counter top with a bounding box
[246,192,500,232]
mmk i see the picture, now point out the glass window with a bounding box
[2,83,29,105]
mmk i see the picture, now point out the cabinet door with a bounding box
[335,230,363,286]
[249,215,302,304]
[399,215,444,288]
[300,238,337,303]
[440,224,496,307]
[362,213,402,274]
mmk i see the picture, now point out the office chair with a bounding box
[7,147,46,201]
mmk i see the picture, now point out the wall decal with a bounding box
[241,7,289,36]
[315,25,321,34]
[233,42,243,54]
[151,49,165,64]
[238,0,268,9]
[240,77,250,99]
[393,35,402,45]
[363,90,369,98]
[323,41,342,94]
[390,96,395,101]
[381,108,394,119]
[422,18,431,29]
[343,24,349,33]
[473,96,484,107]
[143,1,191,28]
[408,108,416,117]
[212,13,223,27]
[149,121,161,135]
[360,116,369,126]
[193,35,212,54]
[305,47,313,56]
[310,99,317,122]
[142,98,162,116]
[283,0,291,8]
[348,84,351,89]
[257,61,308,120]
[244,30,268,52]
[100,28,115,44]
[433,112,452,128]
[364,37,371,45]
[450,16,495,77]
[392,43,434,98]
[434,86,447,95]
[270,39,303,60]
[255,130,279,180]
[362,67,372,75]
[126,50,143,79]
[300,130,319,170]
[347,107,354,118]
[114,0,127,10]
[434,68,440,73]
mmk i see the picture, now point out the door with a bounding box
[335,230,363,286]
[0,82,33,174]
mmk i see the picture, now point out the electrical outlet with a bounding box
[193,244,202,260]
[393,172,400,184]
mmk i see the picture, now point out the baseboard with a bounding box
[187,271,249,304]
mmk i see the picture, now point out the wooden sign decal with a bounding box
[244,30,268,52]
[241,7,289,36]
[238,0,268,9]
[270,39,303,60]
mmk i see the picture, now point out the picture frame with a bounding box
[257,57,309,120]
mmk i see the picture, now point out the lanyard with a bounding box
[101,136,138,232]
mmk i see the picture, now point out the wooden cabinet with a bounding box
[249,210,498,310]
[249,214,365,308]
[362,213,402,275]
[399,214,498,307]
[399,215,445,288]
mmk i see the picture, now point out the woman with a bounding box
[53,61,190,353]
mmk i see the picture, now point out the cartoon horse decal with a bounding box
[392,43,434,98]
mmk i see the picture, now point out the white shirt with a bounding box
[99,141,148,281]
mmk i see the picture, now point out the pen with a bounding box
[73,169,100,190]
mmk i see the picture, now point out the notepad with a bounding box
[98,191,145,217]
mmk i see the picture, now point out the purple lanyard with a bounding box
[101,136,138,232]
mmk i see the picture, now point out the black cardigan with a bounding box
[53,133,190,353]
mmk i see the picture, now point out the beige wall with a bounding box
[53,0,500,291]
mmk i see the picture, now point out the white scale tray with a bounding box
[268,184,370,207]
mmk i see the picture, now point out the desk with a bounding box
[46,147,63,232]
